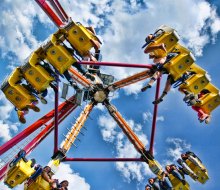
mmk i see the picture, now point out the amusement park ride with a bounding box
[0,0,220,190]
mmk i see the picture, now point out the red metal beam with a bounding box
[35,0,64,27]
[49,0,69,22]
[0,95,75,156]
[64,158,143,162]
[50,82,59,154]
[149,78,161,155]
[78,61,153,69]
[0,97,77,180]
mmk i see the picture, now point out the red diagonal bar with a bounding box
[149,78,161,155]
[78,61,153,69]
[0,95,75,156]
[35,0,64,27]
[0,98,77,180]
[64,158,143,162]
[50,0,69,21]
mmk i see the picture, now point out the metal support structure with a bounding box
[0,96,78,180]
[35,0,64,27]
[51,80,59,154]
[78,61,153,69]
[149,78,161,155]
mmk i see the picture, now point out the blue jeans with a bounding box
[159,178,173,190]
[172,170,184,181]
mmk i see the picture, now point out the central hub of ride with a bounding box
[93,90,107,103]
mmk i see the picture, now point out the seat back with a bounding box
[64,21,101,56]
[179,73,210,94]
[21,52,55,92]
[1,68,36,110]
[185,159,209,184]
[25,175,50,190]
[4,159,35,188]
[145,25,180,58]
[43,34,77,74]
[168,173,190,190]
[164,52,195,81]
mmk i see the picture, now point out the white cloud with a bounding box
[0,163,90,190]
[98,114,152,182]
[166,137,191,161]
[143,111,165,123]
[54,163,90,190]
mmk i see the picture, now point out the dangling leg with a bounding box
[27,100,40,112]
[17,108,28,124]
[153,74,173,104]
[141,71,161,92]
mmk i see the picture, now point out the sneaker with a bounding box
[183,93,195,102]
[205,116,211,124]
[17,111,26,124]
[40,97,47,104]
[141,84,151,92]
[38,95,47,104]
[152,98,163,104]
[27,103,40,112]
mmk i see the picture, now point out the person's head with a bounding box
[148,178,154,185]
[145,184,151,190]
[181,153,188,159]
[165,165,171,172]
[177,158,183,165]
[43,166,51,173]
[60,180,69,187]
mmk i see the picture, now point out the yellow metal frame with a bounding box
[179,73,210,94]
[21,52,55,92]
[25,175,50,190]
[164,52,195,81]
[145,25,180,58]
[4,159,35,188]
[45,34,77,74]
[64,21,101,56]
[148,159,163,178]
[185,159,209,184]
[2,68,37,110]
[168,174,190,190]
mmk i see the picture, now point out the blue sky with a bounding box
[0,0,220,190]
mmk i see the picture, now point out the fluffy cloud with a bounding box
[143,111,165,123]
[0,163,90,190]
[166,137,191,161]
[54,163,90,190]
[98,114,152,182]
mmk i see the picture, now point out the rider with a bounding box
[165,164,186,185]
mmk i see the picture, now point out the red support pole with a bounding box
[149,77,161,155]
[51,0,69,21]
[0,98,77,180]
[35,0,64,27]
[51,81,59,154]
[0,95,75,156]
[64,158,143,162]
[78,61,153,69]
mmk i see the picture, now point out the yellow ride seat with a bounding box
[148,159,164,178]
[4,159,35,188]
[145,25,180,58]
[164,52,195,81]
[187,63,207,75]
[179,73,210,94]
[24,175,50,190]
[1,68,37,110]
[42,34,77,74]
[168,174,190,190]
[185,159,209,184]
[195,90,220,115]
[21,51,55,92]
[62,20,101,56]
